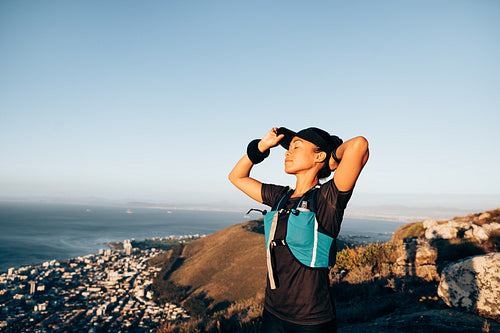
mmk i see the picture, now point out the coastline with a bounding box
[0,201,407,273]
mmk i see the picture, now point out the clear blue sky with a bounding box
[1,1,499,212]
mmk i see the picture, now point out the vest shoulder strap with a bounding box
[271,188,294,211]
[272,185,321,212]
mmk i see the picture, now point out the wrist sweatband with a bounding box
[247,139,270,164]
[332,147,341,164]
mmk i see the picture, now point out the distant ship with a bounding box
[125,209,134,214]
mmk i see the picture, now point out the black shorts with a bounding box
[262,309,337,333]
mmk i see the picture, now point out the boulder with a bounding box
[478,212,491,221]
[422,219,437,229]
[483,222,500,235]
[424,220,497,242]
[425,223,461,240]
[437,252,500,320]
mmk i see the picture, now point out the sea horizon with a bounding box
[0,201,407,273]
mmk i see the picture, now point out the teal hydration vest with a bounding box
[263,187,336,289]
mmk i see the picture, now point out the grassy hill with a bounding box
[151,219,267,312]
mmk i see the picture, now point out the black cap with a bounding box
[276,127,343,154]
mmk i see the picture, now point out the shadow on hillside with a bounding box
[430,238,486,274]
[333,274,437,326]
[242,219,264,234]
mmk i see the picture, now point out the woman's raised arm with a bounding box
[331,136,369,192]
[228,128,284,203]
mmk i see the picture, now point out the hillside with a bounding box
[170,219,267,306]
[151,209,500,332]
[152,219,267,311]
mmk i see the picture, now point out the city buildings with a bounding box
[0,238,194,332]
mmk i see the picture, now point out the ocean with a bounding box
[0,201,406,273]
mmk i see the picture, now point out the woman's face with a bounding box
[284,137,321,175]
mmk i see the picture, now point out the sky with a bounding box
[1,1,499,216]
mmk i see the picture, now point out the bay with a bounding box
[0,201,406,273]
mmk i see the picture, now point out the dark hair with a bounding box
[314,135,343,180]
[314,147,332,180]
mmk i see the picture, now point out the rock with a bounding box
[483,222,500,235]
[414,240,438,266]
[478,212,491,221]
[437,252,500,320]
[425,223,460,240]
[462,223,500,242]
[423,219,437,229]
[394,238,439,281]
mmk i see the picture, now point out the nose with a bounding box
[285,149,291,157]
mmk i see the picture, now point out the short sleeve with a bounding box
[316,178,354,237]
[261,183,289,209]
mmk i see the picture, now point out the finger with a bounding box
[274,134,284,142]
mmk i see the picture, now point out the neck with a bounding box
[292,173,319,197]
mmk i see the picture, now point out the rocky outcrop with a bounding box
[424,218,500,242]
[438,253,500,321]
[393,209,500,282]
[394,237,439,281]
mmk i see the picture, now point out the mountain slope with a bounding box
[168,219,267,306]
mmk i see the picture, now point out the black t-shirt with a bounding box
[261,179,353,325]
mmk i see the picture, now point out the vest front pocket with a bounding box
[286,211,333,268]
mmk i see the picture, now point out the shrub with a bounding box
[335,242,400,275]
[184,295,208,318]
[405,222,425,238]
[358,243,381,266]
[344,265,374,284]
[335,247,359,271]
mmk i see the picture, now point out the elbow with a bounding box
[353,136,369,153]
[353,136,369,164]
[228,168,242,186]
[228,171,236,185]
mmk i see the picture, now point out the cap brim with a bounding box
[276,127,297,150]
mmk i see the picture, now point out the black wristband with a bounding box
[247,139,270,164]
[332,147,341,164]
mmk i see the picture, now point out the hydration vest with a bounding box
[263,186,336,289]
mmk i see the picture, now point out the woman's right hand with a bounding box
[258,128,284,152]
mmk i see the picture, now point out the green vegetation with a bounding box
[390,221,425,243]
[405,222,425,238]
[334,242,400,273]
[109,237,199,251]
[132,239,186,250]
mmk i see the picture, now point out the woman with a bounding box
[229,127,369,333]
